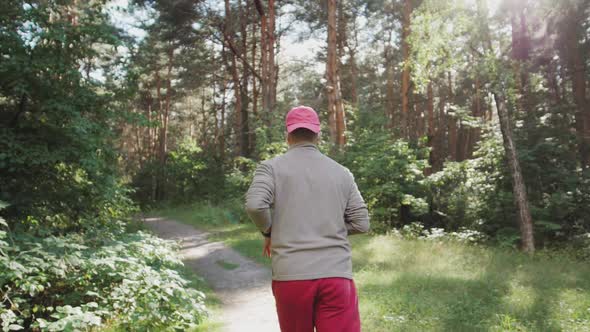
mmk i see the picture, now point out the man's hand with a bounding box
[263,237,271,258]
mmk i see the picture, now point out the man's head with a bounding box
[285,106,320,145]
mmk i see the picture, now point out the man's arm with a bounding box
[344,172,370,235]
[245,161,274,233]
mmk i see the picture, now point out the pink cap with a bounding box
[285,106,321,133]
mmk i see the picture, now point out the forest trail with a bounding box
[143,217,279,332]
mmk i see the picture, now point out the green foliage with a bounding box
[0,0,130,226]
[162,139,224,204]
[425,126,590,248]
[339,129,429,231]
[425,129,508,232]
[409,0,471,91]
[0,220,207,331]
[132,139,225,205]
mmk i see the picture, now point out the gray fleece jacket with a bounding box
[245,142,370,281]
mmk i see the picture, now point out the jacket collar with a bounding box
[287,142,319,151]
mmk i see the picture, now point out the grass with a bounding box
[350,235,590,331]
[154,203,590,332]
[216,259,240,270]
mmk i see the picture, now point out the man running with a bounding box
[245,105,370,332]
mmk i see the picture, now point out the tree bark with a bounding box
[348,28,359,107]
[238,0,251,157]
[224,0,242,157]
[425,81,435,175]
[564,7,590,168]
[447,72,457,160]
[267,0,277,117]
[219,44,228,162]
[434,83,447,172]
[478,0,535,252]
[159,47,173,166]
[152,70,162,202]
[400,0,412,139]
[251,19,259,117]
[254,0,277,124]
[385,40,396,130]
[250,18,259,154]
[326,0,346,148]
[493,92,535,252]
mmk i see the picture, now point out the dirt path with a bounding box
[143,217,279,332]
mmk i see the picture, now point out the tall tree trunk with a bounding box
[267,0,276,117]
[426,81,435,175]
[434,83,447,172]
[251,20,259,117]
[385,40,396,130]
[201,91,209,147]
[413,102,423,142]
[159,48,173,166]
[254,0,268,117]
[224,0,244,157]
[447,72,458,160]
[456,123,468,161]
[219,44,228,162]
[155,47,174,201]
[254,0,277,126]
[220,78,227,162]
[478,0,535,252]
[400,0,412,139]
[239,0,251,158]
[213,83,219,146]
[493,92,535,252]
[250,20,259,154]
[564,8,590,168]
[348,28,359,107]
[229,41,242,156]
[469,72,483,158]
[152,70,162,202]
[546,59,561,104]
[326,0,346,148]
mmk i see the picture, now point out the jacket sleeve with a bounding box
[344,171,370,235]
[245,161,274,233]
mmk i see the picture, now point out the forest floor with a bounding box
[143,217,279,332]
[152,204,590,331]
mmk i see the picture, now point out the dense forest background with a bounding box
[1,0,589,330]
[2,0,590,250]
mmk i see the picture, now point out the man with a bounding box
[245,105,370,332]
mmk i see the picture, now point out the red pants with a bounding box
[272,277,361,332]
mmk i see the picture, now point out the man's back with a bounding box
[245,105,368,332]
[246,142,370,281]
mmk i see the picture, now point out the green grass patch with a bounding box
[216,259,240,270]
[154,204,590,331]
[351,235,590,331]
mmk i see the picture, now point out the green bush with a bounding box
[0,216,207,331]
[132,139,225,205]
[424,127,590,247]
[0,0,127,227]
[424,130,510,234]
[339,129,429,231]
